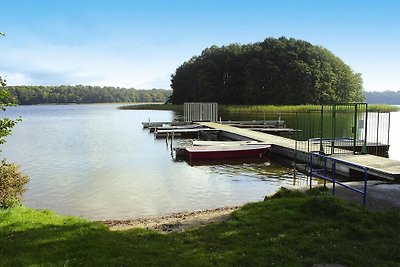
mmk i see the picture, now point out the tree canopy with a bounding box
[5,85,172,105]
[171,37,364,105]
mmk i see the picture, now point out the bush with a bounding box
[0,160,29,208]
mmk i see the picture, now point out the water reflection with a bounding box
[180,156,309,186]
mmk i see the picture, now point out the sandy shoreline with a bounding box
[101,205,241,233]
[101,182,400,233]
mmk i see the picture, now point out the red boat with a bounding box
[185,144,270,160]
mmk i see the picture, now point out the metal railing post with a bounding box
[310,152,369,207]
[309,153,313,189]
[332,104,336,155]
[353,104,358,154]
[332,161,336,196]
[363,168,368,206]
[361,103,368,154]
[319,105,324,154]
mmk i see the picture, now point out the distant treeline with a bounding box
[5,85,172,105]
[365,91,400,105]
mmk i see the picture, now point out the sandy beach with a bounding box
[101,205,241,233]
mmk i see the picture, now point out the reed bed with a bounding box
[119,103,399,113]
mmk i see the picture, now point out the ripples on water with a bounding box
[3,104,312,220]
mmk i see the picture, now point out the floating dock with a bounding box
[221,120,285,128]
[154,128,219,138]
[196,122,400,180]
[142,121,189,128]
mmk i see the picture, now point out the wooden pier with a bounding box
[197,122,400,180]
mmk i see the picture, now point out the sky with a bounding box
[0,0,399,91]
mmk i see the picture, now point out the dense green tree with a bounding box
[170,37,365,105]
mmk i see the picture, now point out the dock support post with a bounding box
[170,132,174,150]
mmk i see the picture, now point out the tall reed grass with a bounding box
[119,103,399,113]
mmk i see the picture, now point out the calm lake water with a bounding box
[2,104,399,220]
[2,104,310,220]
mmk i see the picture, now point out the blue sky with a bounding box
[1,0,399,91]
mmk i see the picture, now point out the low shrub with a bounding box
[0,160,29,208]
[264,187,305,200]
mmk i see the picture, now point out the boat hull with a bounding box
[185,145,270,160]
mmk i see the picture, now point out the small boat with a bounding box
[185,144,270,160]
[155,124,201,131]
[151,124,201,133]
[192,140,268,146]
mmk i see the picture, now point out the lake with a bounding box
[2,104,399,220]
[2,104,311,220]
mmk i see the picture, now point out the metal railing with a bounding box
[184,102,218,122]
[308,152,369,206]
[292,104,390,157]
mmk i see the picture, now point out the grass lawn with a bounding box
[1,189,400,266]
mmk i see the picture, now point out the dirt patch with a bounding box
[101,206,241,233]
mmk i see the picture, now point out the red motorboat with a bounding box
[185,144,270,160]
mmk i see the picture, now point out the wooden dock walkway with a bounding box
[197,122,312,150]
[197,122,400,180]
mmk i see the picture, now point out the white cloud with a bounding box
[0,38,181,88]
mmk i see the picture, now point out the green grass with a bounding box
[118,104,183,112]
[219,104,322,113]
[368,104,400,112]
[119,103,399,113]
[220,104,399,113]
[1,189,400,266]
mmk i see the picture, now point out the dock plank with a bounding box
[197,122,311,150]
[333,154,400,176]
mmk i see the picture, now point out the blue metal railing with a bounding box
[308,152,369,206]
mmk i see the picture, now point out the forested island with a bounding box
[171,37,364,105]
[5,85,172,105]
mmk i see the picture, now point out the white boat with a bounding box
[192,140,268,146]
